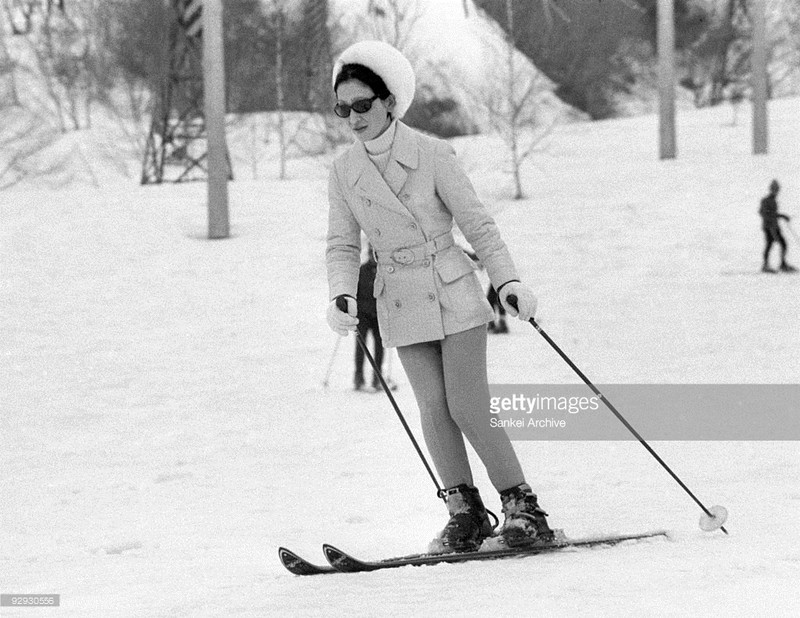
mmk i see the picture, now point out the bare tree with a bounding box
[254,0,337,179]
[3,0,36,35]
[679,0,799,106]
[680,0,751,106]
[469,0,558,199]
[0,3,21,106]
[363,0,426,60]
[0,111,60,189]
[768,0,800,96]
[7,0,109,131]
[272,0,287,179]
[94,0,174,160]
[0,1,152,187]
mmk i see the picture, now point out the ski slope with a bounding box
[2,97,800,617]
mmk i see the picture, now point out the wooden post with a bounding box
[751,0,768,155]
[658,0,676,160]
[203,0,230,239]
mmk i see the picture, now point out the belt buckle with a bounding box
[391,248,415,265]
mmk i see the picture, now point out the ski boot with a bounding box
[429,484,494,553]
[780,262,797,273]
[496,483,555,547]
[354,374,365,391]
[495,317,509,334]
[761,263,777,273]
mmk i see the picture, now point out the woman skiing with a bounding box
[324,40,553,552]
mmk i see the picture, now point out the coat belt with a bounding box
[374,232,455,266]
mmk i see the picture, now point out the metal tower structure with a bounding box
[142,0,229,184]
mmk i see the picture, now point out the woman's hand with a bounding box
[327,295,359,336]
[499,282,538,322]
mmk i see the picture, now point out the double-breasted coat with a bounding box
[326,121,519,348]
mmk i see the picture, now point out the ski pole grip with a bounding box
[506,294,519,312]
[335,295,350,313]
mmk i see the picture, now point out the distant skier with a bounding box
[353,250,384,391]
[759,179,796,273]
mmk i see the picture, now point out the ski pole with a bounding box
[336,297,446,504]
[506,295,728,534]
[785,220,800,245]
[322,335,343,389]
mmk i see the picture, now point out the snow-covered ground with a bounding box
[2,97,800,617]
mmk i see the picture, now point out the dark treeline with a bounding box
[474,0,783,119]
[99,0,332,115]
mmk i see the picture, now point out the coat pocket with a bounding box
[434,248,486,318]
[434,248,476,283]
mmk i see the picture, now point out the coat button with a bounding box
[428,293,436,302]
[387,266,395,273]
[374,228,382,236]
[409,222,418,230]
[394,300,402,308]
[422,259,430,267]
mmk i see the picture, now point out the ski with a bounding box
[278,547,338,576]
[322,530,669,574]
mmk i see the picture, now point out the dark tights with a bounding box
[763,226,787,267]
[354,316,383,386]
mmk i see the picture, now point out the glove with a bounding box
[327,295,358,336]
[499,281,538,322]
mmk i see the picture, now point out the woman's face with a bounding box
[336,79,394,143]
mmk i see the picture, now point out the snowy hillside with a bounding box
[0,0,580,191]
[2,96,800,616]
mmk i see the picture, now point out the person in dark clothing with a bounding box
[486,285,508,334]
[760,179,796,273]
[354,251,384,390]
[465,250,508,333]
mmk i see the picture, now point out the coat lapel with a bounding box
[387,122,419,195]
[344,122,419,218]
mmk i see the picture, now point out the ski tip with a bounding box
[323,544,374,572]
[279,546,339,576]
[322,544,350,563]
[278,546,308,571]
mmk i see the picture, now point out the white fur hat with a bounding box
[332,40,416,120]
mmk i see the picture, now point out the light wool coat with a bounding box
[326,122,518,348]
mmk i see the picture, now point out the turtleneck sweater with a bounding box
[364,120,397,176]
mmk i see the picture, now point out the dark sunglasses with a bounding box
[334,95,380,118]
